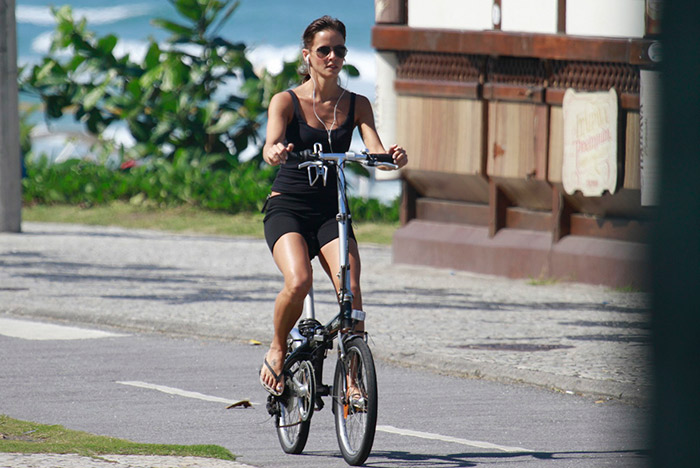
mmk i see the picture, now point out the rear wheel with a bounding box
[276,359,315,454]
[332,336,378,466]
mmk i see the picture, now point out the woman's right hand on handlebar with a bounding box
[264,142,294,166]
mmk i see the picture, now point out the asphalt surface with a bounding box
[0,322,649,468]
[0,222,652,466]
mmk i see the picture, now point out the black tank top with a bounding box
[270,90,356,195]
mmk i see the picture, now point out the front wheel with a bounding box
[333,336,378,466]
[276,359,315,454]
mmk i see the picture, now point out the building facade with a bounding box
[373,0,661,287]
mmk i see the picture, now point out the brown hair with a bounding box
[299,16,347,82]
[302,15,346,48]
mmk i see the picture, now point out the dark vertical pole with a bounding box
[488,179,508,237]
[645,0,662,37]
[557,0,566,33]
[652,1,700,467]
[0,0,22,232]
[552,187,571,242]
[375,0,407,24]
[492,0,502,30]
[400,180,417,226]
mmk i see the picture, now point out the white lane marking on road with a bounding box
[115,382,532,452]
[377,425,534,453]
[0,317,128,341]
[117,381,259,406]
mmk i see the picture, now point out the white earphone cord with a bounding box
[308,57,346,152]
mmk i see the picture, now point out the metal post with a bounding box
[303,287,316,320]
[652,1,700,467]
[0,0,22,232]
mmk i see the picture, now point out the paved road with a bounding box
[0,222,653,467]
[0,222,651,404]
[0,318,650,468]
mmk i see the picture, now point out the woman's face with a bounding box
[306,29,346,78]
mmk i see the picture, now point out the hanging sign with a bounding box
[562,88,619,197]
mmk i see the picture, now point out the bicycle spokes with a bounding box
[333,337,378,465]
[274,360,315,454]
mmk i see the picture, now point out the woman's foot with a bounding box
[346,382,367,411]
[346,352,366,409]
[260,350,285,396]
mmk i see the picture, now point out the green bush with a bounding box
[23,154,275,213]
[22,156,398,221]
[349,196,399,223]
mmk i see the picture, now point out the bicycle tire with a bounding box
[332,336,378,466]
[276,359,315,454]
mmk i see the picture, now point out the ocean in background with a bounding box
[16,0,399,201]
[17,0,378,99]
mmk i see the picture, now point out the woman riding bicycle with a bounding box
[260,15,407,396]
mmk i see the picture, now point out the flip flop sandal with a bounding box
[260,357,284,397]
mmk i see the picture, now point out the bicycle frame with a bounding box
[271,144,393,464]
[285,142,396,363]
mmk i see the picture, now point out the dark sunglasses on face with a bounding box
[314,45,348,59]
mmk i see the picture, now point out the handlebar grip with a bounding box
[368,154,394,164]
[286,150,315,162]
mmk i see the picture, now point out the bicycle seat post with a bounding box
[303,286,316,320]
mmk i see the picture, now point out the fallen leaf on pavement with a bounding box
[226,400,253,409]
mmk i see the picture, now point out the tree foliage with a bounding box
[19,0,301,167]
[17,0,398,220]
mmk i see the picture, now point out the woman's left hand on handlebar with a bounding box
[264,142,294,166]
[389,144,408,169]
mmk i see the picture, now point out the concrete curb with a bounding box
[0,454,255,468]
[378,351,650,406]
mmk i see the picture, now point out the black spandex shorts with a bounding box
[263,192,355,259]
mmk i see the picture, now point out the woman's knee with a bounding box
[272,233,313,302]
[283,270,313,302]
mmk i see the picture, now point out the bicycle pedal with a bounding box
[315,396,325,411]
[266,395,280,417]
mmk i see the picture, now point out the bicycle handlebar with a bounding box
[287,149,397,169]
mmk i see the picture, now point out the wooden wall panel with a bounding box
[496,179,554,211]
[403,170,490,202]
[487,101,549,180]
[396,95,485,175]
[548,105,564,183]
[624,111,641,189]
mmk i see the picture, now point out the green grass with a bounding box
[611,285,643,293]
[22,202,399,245]
[527,275,560,286]
[0,415,235,460]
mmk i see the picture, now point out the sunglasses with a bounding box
[314,45,348,59]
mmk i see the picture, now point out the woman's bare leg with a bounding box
[320,238,365,399]
[318,237,363,331]
[261,232,312,394]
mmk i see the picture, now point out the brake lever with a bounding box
[298,161,321,170]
